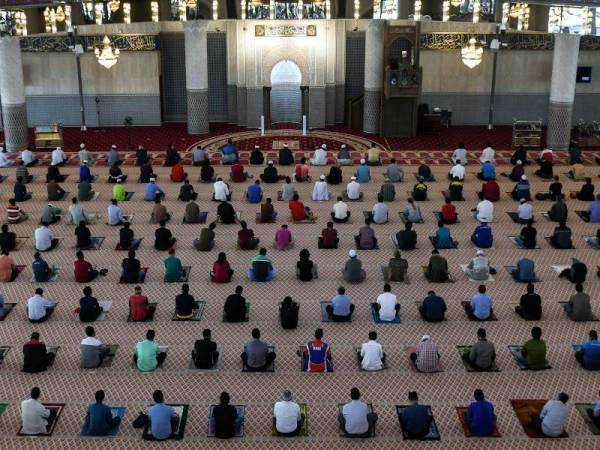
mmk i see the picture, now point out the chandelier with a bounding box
[55,5,65,22]
[95,35,120,69]
[109,0,121,12]
[187,0,197,7]
[450,0,461,7]
[461,37,483,69]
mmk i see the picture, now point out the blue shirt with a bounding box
[222,143,237,155]
[515,258,535,282]
[467,400,495,436]
[474,225,493,248]
[148,403,175,440]
[582,339,600,370]
[589,201,600,223]
[247,184,262,203]
[435,227,453,249]
[470,293,492,320]
[144,183,163,201]
[331,294,352,316]
[481,162,495,180]
[32,258,51,282]
[356,165,370,183]
[515,182,530,200]
[82,403,116,436]
[79,166,92,183]
[422,294,446,321]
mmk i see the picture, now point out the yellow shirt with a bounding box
[571,163,585,180]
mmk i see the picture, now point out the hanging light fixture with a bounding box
[109,0,121,13]
[95,3,103,24]
[509,2,522,18]
[472,0,480,23]
[187,0,197,7]
[298,0,303,19]
[442,1,449,21]
[269,0,275,19]
[413,0,421,21]
[354,0,360,19]
[55,5,66,22]
[65,5,72,27]
[151,1,159,22]
[213,0,218,19]
[325,0,331,19]
[461,37,483,69]
[123,2,131,24]
[501,2,509,26]
[582,7,593,35]
[179,1,187,21]
[15,11,27,36]
[43,7,51,33]
[50,8,57,33]
[95,35,120,69]
[240,0,246,19]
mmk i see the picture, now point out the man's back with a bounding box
[468,400,495,436]
[193,339,217,369]
[344,259,363,282]
[224,294,245,321]
[401,403,430,436]
[244,339,268,368]
[148,403,174,440]
[570,293,592,321]
[523,338,547,370]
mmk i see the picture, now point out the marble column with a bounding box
[0,36,28,151]
[184,21,209,135]
[547,33,580,151]
[363,20,384,134]
[226,21,238,124]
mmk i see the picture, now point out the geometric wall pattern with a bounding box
[1,103,28,150]
[363,89,380,134]
[547,101,573,150]
[186,89,209,134]
[345,32,365,102]
[207,32,228,122]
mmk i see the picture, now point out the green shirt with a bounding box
[522,338,547,370]
[426,255,448,282]
[112,184,126,202]
[164,255,183,282]
[136,339,159,372]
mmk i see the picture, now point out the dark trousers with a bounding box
[514,306,540,321]
[326,304,354,322]
[241,352,276,371]
[192,350,219,369]
[461,353,493,371]
[331,212,350,223]
[318,237,339,249]
[29,307,55,324]
[418,305,444,322]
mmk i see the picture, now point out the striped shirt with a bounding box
[7,204,23,224]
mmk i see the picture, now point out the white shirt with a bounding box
[342,400,369,434]
[34,226,53,251]
[376,292,398,321]
[0,152,10,167]
[346,181,361,200]
[81,336,102,346]
[51,148,66,166]
[21,150,34,165]
[68,204,88,225]
[107,204,124,225]
[540,400,567,437]
[360,340,384,371]
[213,181,230,202]
[517,202,533,220]
[476,200,494,222]
[333,201,349,220]
[372,202,388,224]
[273,400,302,434]
[312,181,329,201]
[21,398,50,435]
[311,148,327,165]
[452,148,467,165]
[27,294,54,321]
[480,146,495,163]
[450,164,465,180]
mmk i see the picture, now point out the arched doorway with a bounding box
[270,60,302,126]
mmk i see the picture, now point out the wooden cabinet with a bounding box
[512,120,542,149]
[34,124,63,149]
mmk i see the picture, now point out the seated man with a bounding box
[449,161,466,181]
[581,194,600,223]
[46,180,66,202]
[410,335,440,372]
[14,177,32,201]
[399,391,432,439]
[403,198,423,223]
[548,195,568,223]
[238,221,259,250]
[75,250,107,283]
[515,326,547,370]
[22,332,56,373]
[370,194,388,224]
[464,250,491,281]
[464,390,496,437]
[360,331,385,371]
[241,328,276,372]
[535,159,554,179]
[68,198,96,225]
[519,220,538,249]
[312,175,330,201]
[259,197,276,223]
[432,221,455,249]
[296,249,317,281]
[326,286,355,322]
[223,286,246,322]
[310,146,328,166]
[288,194,314,222]
[210,391,244,439]
[74,221,93,250]
[336,144,352,166]
[183,199,201,224]
[374,283,400,321]
[81,390,122,436]
[121,250,145,283]
[474,199,494,223]
[20,387,54,436]
[530,393,569,438]
[501,159,524,181]
[192,328,219,369]
[558,257,588,283]
[417,163,433,181]
[20,147,38,167]
[0,250,18,282]
[355,159,371,183]
[274,391,305,437]
[199,159,215,183]
[280,296,299,329]
[319,222,339,249]
[379,179,396,202]
[383,250,408,283]
[327,162,343,185]
[78,178,96,202]
[194,222,216,251]
[129,286,154,322]
[275,224,292,250]
[339,388,378,438]
[575,177,595,202]
[412,178,428,201]
[164,248,185,282]
[385,158,403,182]
[355,218,378,250]
[217,200,237,224]
[452,145,467,165]
[343,250,366,283]
[144,179,164,202]
[246,180,262,204]
[448,177,463,201]
[574,330,600,371]
[108,163,126,184]
[79,286,104,322]
[512,257,536,282]
[515,283,542,321]
[419,290,447,322]
[516,198,534,223]
[27,288,57,324]
[107,199,126,226]
[211,252,233,283]
[134,330,166,372]
[478,161,496,180]
[295,157,311,181]
[79,161,94,183]
[471,222,493,249]
[154,221,176,251]
[478,180,500,202]
[331,196,351,223]
[303,328,333,372]
[7,198,27,224]
[425,250,449,282]
[151,198,170,224]
[178,180,197,202]
[80,326,110,369]
[465,285,493,320]
[513,176,532,202]
[230,161,248,183]
[366,142,380,166]
[146,390,179,440]
[462,328,496,371]
[249,145,264,165]
[220,139,238,165]
[247,248,276,282]
[260,161,281,183]
[550,221,572,249]
[510,145,528,165]
[32,252,54,283]
[0,223,16,253]
[344,177,362,200]
[280,177,295,201]
[440,198,457,224]
[395,221,417,250]
[564,283,593,321]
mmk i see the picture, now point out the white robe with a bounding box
[311,149,328,166]
[312,181,330,201]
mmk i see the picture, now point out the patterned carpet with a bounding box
[0,136,599,448]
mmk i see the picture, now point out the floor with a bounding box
[0,130,599,449]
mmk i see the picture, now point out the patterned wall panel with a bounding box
[161,35,187,121]
[345,32,365,102]
[271,84,302,123]
[207,32,228,122]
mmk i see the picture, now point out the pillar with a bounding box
[0,37,28,151]
[184,21,209,135]
[226,20,238,123]
[363,20,384,134]
[547,33,579,151]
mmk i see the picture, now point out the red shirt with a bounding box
[129,294,149,321]
[74,259,93,283]
[441,204,457,222]
[482,181,500,202]
[212,260,231,283]
[295,164,308,181]
[171,164,185,182]
[231,164,244,182]
[321,228,338,247]
[238,228,255,250]
[289,201,306,221]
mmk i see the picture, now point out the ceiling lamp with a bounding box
[95,35,120,69]
[461,37,483,69]
[187,0,197,7]
[509,2,523,18]
[55,5,66,22]
[109,0,121,12]
[450,0,461,7]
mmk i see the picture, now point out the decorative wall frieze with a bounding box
[19,34,160,52]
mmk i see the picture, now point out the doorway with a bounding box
[270,60,302,126]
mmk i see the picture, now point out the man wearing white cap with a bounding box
[343,250,366,283]
[465,250,491,281]
[260,161,281,183]
[355,159,371,183]
[312,175,330,201]
[337,144,352,166]
[144,178,165,202]
[51,146,68,167]
[517,198,534,223]
[278,143,294,166]
[78,144,92,166]
[310,144,328,166]
[249,145,264,165]
[106,145,122,167]
[409,335,440,372]
[345,176,361,201]
[512,175,531,201]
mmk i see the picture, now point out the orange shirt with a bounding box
[171,164,185,182]
[0,255,15,282]
[288,201,306,221]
